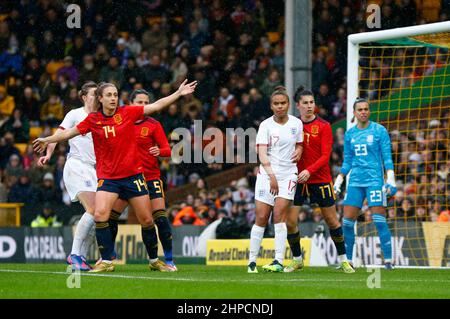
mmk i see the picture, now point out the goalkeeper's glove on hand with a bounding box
[333,174,344,195]
[383,170,397,197]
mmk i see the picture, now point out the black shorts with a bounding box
[293,182,336,208]
[146,179,165,200]
[97,173,149,200]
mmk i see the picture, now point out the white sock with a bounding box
[71,212,95,256]
[80,223,96,257]
[149,258,158,264]
[249,224,265,264]
[293,256,303,261]
[274,223,287,264]
[337,254,347,263]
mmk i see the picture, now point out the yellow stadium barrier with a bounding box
[0,203,24,226]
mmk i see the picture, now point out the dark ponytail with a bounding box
[293,85,314,103]
[130,88,150,103]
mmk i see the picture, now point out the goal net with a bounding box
[347,22,450,268]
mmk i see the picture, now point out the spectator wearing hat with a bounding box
[112,38,132,67]
[4,153,24,188]
[31,202,62,227]
[38,172,62,208]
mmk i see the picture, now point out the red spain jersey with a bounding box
[134,117,171,181]
[76,106,145,179]
[297,116,333,183]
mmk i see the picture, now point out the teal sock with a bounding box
[343,218,356,261]
[372,214,392,261]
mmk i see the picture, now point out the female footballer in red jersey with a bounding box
[111,89,177,271]
[33,80,197,272]
[284,86,354,273]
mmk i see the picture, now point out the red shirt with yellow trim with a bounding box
[134,117,171,181]
[76,106,145,179]
[297,116,333,183]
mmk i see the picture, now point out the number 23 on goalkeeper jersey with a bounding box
[341,121,394,187]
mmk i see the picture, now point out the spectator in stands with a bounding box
[259,68,283,99]
[4,153,23,188]
[40,93,64,127]
[142,54,171,87]
[0,132,20,170]
[22,145,35,171]
[315,83,336,122]
[0,85,15,119]
[38,172,62,208]
[1,108,29,143]
[396,197,415,220]
[78,54,100,86]
[211,87,237,121]
[172,206,205,226]
[99,56,124,88]
[7,171,39,205]
[31,202,62,227]
[160,103,183,136]
[56,56,79,86]
[18,86,40,125]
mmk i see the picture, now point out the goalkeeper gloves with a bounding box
[383,170,397,197]
[333,174,344,195]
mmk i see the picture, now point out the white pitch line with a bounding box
[1,269,450,284]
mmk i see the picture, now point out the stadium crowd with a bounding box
[0,0,448,227]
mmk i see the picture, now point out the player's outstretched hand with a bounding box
[177,79,198,96]
[291,148,302,163]
[333,174,344,195]
[149,146,160,157]
[33,138,48,154]
[269,175,279,196]
[37,155,51,167]
[383,184,397,197]
[297,170,310,184]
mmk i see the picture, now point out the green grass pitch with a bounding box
[0,263,449,299]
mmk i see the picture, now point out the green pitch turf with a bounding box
[0,263,449,299]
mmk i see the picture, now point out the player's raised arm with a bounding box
[33,127,80,154]
[143,79,197,115]
[37,129,62,166]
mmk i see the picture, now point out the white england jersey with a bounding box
[59,107,96,165]
[256,114,303,179]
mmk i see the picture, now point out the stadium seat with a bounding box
[29,127,43,139]
[14,143,27,155]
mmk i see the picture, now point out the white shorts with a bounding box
[63,157,97,202]
[254,173,298,206]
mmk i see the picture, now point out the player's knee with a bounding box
[94,210,109,222]
[140,214,154,228]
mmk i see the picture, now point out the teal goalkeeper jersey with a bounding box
[341,121,394,187]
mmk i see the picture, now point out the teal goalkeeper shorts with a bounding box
[343,185,387,208]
